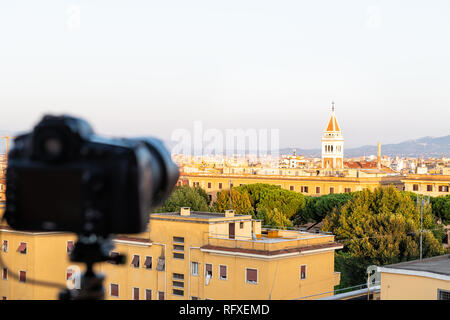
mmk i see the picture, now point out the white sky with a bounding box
[0,1,449,149]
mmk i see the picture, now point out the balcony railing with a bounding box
[204,230,336,253]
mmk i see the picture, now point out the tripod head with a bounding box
[59,234,126,300]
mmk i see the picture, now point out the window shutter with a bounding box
[19,271,26,282]
[111,284,119,297]
[145,289,152,300]
[133,288,139,300]
[156,257,165,271]
[144,257,152,269]
[17,243,27,253]
[206,264,212,273]
[131,255,140,267]
[247,269,257,282]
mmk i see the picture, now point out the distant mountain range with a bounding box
[281,135,450,158]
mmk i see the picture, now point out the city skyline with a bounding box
[0,1,450,149]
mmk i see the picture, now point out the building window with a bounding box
[173,289,184,296]
[158,292,165,300]
[173,244,184,251]
[301,186,308,193]
[19,271,26,283]
[191,262,199,276]
[219,265,227,280]
[173,236,184,243]
[344,188,351,193]
[438,289,450,300]
[413,184,419,191]
[173,273,184,280]
[145,289,152,300]
[205,263,213,283]
[67,241,74,254]
[208,194,212,203]
[290,186,294,191]
[2,297,6,300]
[173,273,185,289]
[329,187,335,194]
[218,183,222,189]
[300,265,307,280]
[133,287,139,300]
[191,296,199,300]
[2,268,7,280]
[131,255,140,268]
[240,222,244,229]
[144,256,152,269]
[427,185,433,192]
[316,187,321,194]
[17,242,27,254]
[2,240,7,253]
[246,268,258,284]
[207,182,212,189]
[156,257,165,271]
[110,284,119,297]
[193,182,200,187]
[173,252,184,259]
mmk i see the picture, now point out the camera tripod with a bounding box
[59,234,126,300]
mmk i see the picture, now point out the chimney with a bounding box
[377,142,381,170]
[225,210,235,218]
[180,207,191,216]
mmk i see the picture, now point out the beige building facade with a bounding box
[377,254,450,300]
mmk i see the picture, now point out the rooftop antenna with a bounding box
[332,101,335,112]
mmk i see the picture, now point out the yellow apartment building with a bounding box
[179,172,404,202]
[0,208,343,300]
[101,208,343,300]
[402,174,450,197]
[377,254,450,300]
[0,224,78,300]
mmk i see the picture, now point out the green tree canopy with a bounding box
[255,207,293,229]
[292,193,352,225]
[322,186,446,287]
[236,183,306,220]
[212,189,253,215]
[430,195,450,225]
[153,185,210,213]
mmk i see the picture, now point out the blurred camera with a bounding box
[3,115,179,235]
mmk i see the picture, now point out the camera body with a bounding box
[4,115,179,235]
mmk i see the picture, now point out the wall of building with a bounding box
[0,230,79,300]
[380,272,450,300]
[403,175,450,197]
[182,174,404,202]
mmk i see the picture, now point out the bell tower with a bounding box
[321,102,344,171]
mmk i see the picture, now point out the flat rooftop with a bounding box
[150,211,253,220]
[382,254,450,277]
